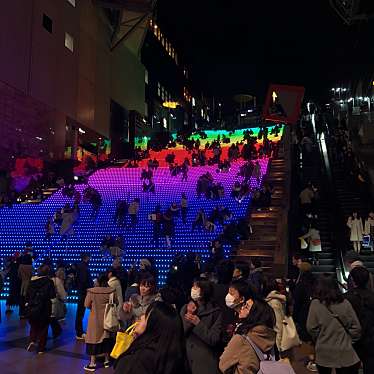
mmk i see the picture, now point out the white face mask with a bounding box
[191,288,201,301]
[225,293,236,308]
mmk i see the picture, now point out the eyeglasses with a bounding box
[241,303,251,311]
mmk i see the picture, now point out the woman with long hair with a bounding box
[219,298,276,374]
[307,274,361,374]
[114,301,187,374]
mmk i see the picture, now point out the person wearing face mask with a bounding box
[181,280,223,374]
[120,275,161,327]
[224,281,256,341]
[219,298,277,374]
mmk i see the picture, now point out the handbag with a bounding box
[280,315,301,351]
[299,237,308,250]
[103,292,119,332]
[110,323,138,359]
[51,298,66,320]
[51,278,66,320]
[311,239,321,246]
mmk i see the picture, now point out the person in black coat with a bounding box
[75,253,93,339]
[292,262,315,342]
[25,264,56,353]
[114,301,188,374]
[345,267,374,374]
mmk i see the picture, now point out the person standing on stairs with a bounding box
[364,211,374,247]
[181,193,188,224]
[128,198,140,228]
[347,212,364,253]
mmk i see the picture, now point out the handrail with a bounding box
[317,132,348,283]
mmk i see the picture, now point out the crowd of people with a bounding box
[4,245,374,374]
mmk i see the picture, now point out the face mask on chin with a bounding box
[225,293,236,308]
[191,288,201,301]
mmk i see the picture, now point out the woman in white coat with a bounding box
[347,212,364,253]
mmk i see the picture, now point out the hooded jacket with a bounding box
[219,325,276,374]
[26,275,56,321]
[265,291,287,351]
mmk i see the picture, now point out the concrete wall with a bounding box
[0,0,146,167]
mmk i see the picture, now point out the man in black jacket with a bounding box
[345,267,374,374]
[75,253,93,340]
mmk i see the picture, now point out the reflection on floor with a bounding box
[0,301,107,374]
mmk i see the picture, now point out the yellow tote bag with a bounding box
[110,323,138,359]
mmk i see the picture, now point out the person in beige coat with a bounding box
[347,212,364,252]
[264,280,287,354]
[84,274,116,372]
[219,298,276,374]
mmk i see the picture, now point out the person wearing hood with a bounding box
[25,264,56,354]
[264,278,288,355]
[181,280,223,374]
[219,298,276,374]
[84,273,116,371]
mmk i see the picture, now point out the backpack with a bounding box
[26,289,46,320]
[242,335,296,374]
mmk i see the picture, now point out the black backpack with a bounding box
[26,289,46,320]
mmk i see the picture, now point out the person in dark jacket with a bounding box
[115,301,188,374]
[25,264,56,354]
[248,259,264,297]
[181,280,223,374]
[345,267,374,374]
[75,253,93,340]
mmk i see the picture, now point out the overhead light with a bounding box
[240,113,246,117]
[163,101,178,109]
[331,88,335,92]
[348,98,353,102]
[78,127,86,134]
[336,88,341,92]
[358,97,363,100]
[35,136,43,141]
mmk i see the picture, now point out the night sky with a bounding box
[157,0,374,102]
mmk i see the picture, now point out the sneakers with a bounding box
[84,364,96,372]
[76,333,86,341]
[104,361,110,369]
[26,342,36,352]
[306,361,318,372]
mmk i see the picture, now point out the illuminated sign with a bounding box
[163,101,179,109]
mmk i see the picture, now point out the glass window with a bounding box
[64,32,74,52]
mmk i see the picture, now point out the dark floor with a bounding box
[0,301,311,374]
